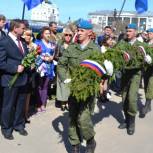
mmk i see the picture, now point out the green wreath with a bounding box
[70,41,153,102]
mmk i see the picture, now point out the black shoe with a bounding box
[55,100,61,108]
[2,132,14,140]
[71,144,80,153]
[99,94,109,103]
[118,123,127,129]
[127,115,135,135]
[139,99,151,118]
[127,128,135,135]
[61,105,66,111]
[139,112,146,118]
[118,114,128,129]
[15,129,28,136]
[65,105,69,111]
[25,119,31,124]
[86,138,96,153]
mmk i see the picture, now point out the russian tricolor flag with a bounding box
[80,60,106,77]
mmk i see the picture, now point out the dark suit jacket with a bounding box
[0,30,6,40]
[0,35,28,87]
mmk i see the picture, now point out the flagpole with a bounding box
[22,4,26,20]
[118,0,126,18]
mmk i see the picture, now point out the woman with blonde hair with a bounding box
[56,27,74,111]
[22,28,36,123]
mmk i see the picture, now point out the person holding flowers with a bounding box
[22,28,37,123]
[35,26,55,112]
[0,19,28,140]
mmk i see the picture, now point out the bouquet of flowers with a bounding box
[9,45,42,88]
[35,52,55,79]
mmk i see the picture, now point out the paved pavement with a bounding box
[0,89,153,153]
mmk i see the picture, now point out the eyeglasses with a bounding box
[26,34,32,36]
[64,34,72,37]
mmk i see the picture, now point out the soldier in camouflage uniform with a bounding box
[118,24,142,135]
[140,28,153,118]
[57,19,99,153]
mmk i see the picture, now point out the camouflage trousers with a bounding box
[122,69,141,116]
[144,66,153,100]
[68,96,95,145]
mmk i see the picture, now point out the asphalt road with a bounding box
[0,89,153,153]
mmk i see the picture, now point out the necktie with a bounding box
[17,39,24,54]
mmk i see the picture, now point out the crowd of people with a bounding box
[0,13,153,153]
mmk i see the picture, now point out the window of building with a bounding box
[99,17,102,21]
[131,18,138,25]
[140,18,146,30]
[148,19,152,22]
[108,17,114,25]
[123,17,130,24]
[103,17,106,21]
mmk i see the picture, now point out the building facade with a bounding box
[31,1,59,22]
[88,10,153,31]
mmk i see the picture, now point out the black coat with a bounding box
[0,35,28,87]
[0,30,6,40]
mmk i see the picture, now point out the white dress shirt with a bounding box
[8,32,24,52]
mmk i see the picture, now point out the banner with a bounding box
[135,0,148,13]
[22,0,43,10]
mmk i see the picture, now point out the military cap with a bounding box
[126,23,137,30]
[147,28,153,33]
[77,19,93,29]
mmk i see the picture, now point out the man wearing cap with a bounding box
[140,28,153,118]
[57,19,99,153]
[118,23,142,135]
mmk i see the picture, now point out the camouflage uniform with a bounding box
[57,41,100,145]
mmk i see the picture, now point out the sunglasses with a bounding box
[64,34,72,37]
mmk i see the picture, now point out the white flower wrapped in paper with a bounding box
[103,60,114,76]
[37,62,47,77]
[145,54,152,64]
[64,78,71,84]
[101,46,107,53]
[138,46,146,56]
[138,46,152,64]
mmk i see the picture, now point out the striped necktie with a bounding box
[17,38,24,54]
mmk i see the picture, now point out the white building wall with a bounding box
[146,17,153,29]
[31,1,59,22]
[89,11,153,31]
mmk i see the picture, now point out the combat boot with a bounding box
[139,99,151,118]
[118,113,127,129]
[127,115,135,135]
[71,144,80,153]
[85,137,96,153]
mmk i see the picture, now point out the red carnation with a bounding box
[138,46,146,56]
[123,51,130,62]
[37,45,42,54]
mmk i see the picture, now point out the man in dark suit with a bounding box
[0,14,6,118]
[0,19,28,140]
[0,14,6,40]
